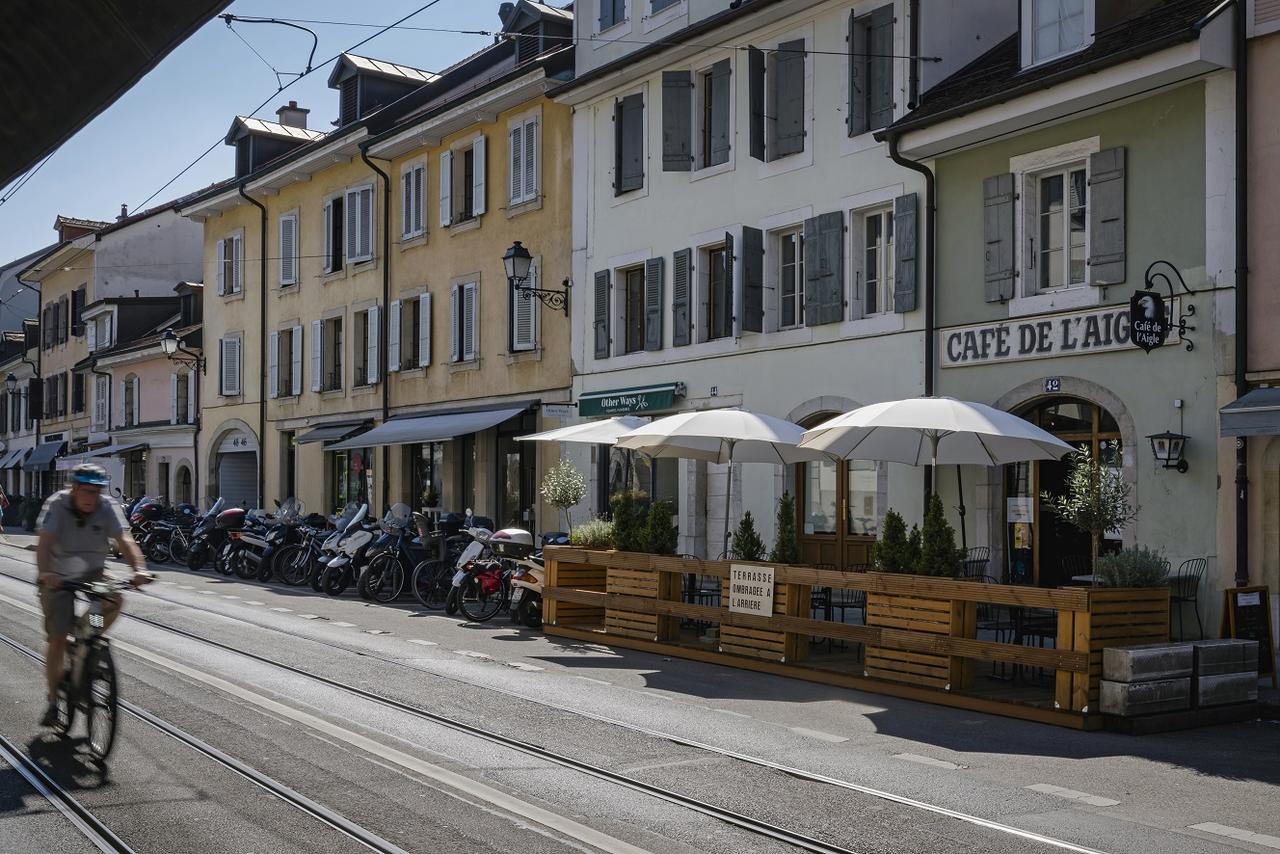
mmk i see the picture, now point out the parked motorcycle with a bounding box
[317,504,374,596]
[237,498,306,582]
[214,506,248,576]
[357,504,423,603]
[185,498,226,571]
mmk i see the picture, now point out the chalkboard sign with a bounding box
[1222,585,1276,687]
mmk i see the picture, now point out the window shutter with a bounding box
[116,379,125,425]
[709,59,732,165]
[291,325,303,396]
[463,284,477,360]
[893,193,919,313]
[661,71,692,172]
[772,40,806,159]
[804,211,846,326]
[361,187,374,260]
[593,270,611,359]
[345,189,360,262]
[451,286,460,361]
[169,373,178,424]
[471,135,487,216]
[86,320,96,352]
[867,6,895,131]
[748,47,765,162]
[322,201,333,272]
[741,226,764,332]
[644,257,664,351]
[419,293,432,367]
[367,305,379,384]
[232,237,243,293]
[439,151,453,227]
[1088,146,1126,285]
[131,377,138,424]
[672,248,692,346]
[268,331,279,398]
[509,125,523,203]
[310,320,323,392]
[280,214,297,285]
[847,12,868,136]
[512,265,537,352]
[722,232,736,337]
[523,119,537,200]
[413,165,425,234]
[402,171,414,238]
[616,94,644,193]
[214,239,225,294]
[388,300,402,371]
[225,339,242,396]
[599,0,615,30]
[983,173,1016,302]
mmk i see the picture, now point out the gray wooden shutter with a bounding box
[599,0,617,30]
[662,71,692,172]
[847,12,868,137]
[772,39,806,159]
[868,5,895,131]
[748,46,765,162]
[741,226,764,332]
[804,211,846,326]
[983,173,1016,302]
[709,59,732,165]
[615,94,644,194]
[893,193,918,313]
[644,257,664,351]
[722,232,735,336]
[593,270,611,359]
[1088,146,1126,285]
[672,248,692,347]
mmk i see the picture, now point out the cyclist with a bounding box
[35,463,149,727]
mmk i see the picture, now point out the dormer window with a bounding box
[1022,0,1093,67]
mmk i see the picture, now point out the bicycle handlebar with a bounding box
[59,574,153,595]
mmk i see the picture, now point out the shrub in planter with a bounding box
[769,491,800,565]
[609,490,648,553]
[731,510,766,561]
[540,460,588,530]
[642,500,678,556]
[569,517,615,549]
[875,509,920,573]
[919,493,963,577]
[1096,546,1169,588]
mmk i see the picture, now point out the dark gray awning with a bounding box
[1221,389,1280,437]
[328,406,528,451]
[23,440,66,471]
[296,421,369,445]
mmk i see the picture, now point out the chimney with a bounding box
[117,203,128,221]
[275,100,310,129]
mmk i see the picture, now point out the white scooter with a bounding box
[491,528,544,628]
[313,503,368,594]
[448,510,494,615]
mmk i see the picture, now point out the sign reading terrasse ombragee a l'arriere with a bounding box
[729,564,775,616]
[940,300,1180,368]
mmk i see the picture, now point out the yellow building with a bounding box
[181,1,575,528]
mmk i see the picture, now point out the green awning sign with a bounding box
[578,383,683,417]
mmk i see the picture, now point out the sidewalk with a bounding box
[0,530,36,550]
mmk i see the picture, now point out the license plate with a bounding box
[510,588,523,603]
[451,569,468,587]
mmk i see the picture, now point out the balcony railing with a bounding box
[322,369,343,392]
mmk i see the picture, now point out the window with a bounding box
[72,373,84,413]
[847,6,894,137]
[599,0,626,30]
[1023,0,1092,66]
[330,448,371,511]
[440,138,487,226]
[706,244,732,341]
[1033,165,1087,291]
[177,465,193,505]
[508,117,539,206]
[278,213,298,286]
[281,432,296,501]
[451,282,478,362]
[352,306,379,386]
[345,184,375,264]
[216,234,243,295]
[749,39,805,162]
[268,327,302,398]
[93,375,108,429]
[72,286,86,336]
[410,442,445,509]
[122,374,137,427]
[614,93,644,194]
[401,163,425,240]
[699,60,731,169]
[511,262,538,352]
[779,229,804,328]
[219,337,242,396]
[651,0,679,11]
[58,372,67,417]
[59,296,69,342]
[322,317,344,391]
[623,267,646,353]
[390,294,431,371]
[323,196,345,273]
[860,208,895,315]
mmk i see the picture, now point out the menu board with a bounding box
[1223,586,1276,687]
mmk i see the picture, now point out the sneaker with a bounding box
[39,702,58,727]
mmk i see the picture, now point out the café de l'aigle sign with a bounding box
[941,298,1177,368]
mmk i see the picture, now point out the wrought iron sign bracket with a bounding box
[1144,260,1197,351]
[512,276,571,316]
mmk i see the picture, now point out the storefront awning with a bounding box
[0,448,28,470]
[328,406,528,451]
[296,421,369,445]
[578,383,684,418]
[1221,389,1280,437]
[23,440,66,472]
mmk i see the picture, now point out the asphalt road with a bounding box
[0,542,1277,854]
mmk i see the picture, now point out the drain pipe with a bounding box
[1232,1,1249,586]
[359,143,392,513]
[237,183,268,511]
[907,0,921,109]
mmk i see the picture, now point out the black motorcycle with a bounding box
[185,498,226,571]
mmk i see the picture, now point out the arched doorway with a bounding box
[795,412,879,569]
[176,465,192,505]
[1006,396,1122,587]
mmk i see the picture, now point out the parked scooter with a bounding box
[237,498,305,582]
[214,506,248,576]
[186,498,226,571]
[317,504,375,596]
[356,503,420,603]
[449,511,496,618]
[493,528,545,627]
[311,503,364,591]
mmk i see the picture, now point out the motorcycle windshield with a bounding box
[382,503,411,531]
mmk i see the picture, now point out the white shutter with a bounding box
[450,286,459,361]
[388,300,401,371]
[231,236,243,294]
[401,171,413,239]
[509,125,523,203]
[512,264,536,351]
[359,187,373,260]
[117,380,125,425]
[221,338,241,396]
[418,293,432,367]
[170,374,178,424]
[413,165,424,234]
[132,377,140,425]
[279,214,297,285]
[94,377,106,428]
[187,372,197,423]
[86,320,96,352]
[322,200,333,272]
[345,189,360,262]
[291,325,303,396]
[268,331,279,398]
[215,239,226,294]
[472,135,487,216]
[524,119,538,201]
[310,320,323,392]
[439,151,453,227]
[463,282,477,360]
[366,304,379,385]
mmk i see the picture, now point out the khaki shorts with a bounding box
[38,570,107,638]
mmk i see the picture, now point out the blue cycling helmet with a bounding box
[69,463,110,487]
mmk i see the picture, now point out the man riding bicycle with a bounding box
[36,463,149,727]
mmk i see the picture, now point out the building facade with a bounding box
[0,323,41,497]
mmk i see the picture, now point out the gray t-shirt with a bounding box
[37,490,127,580]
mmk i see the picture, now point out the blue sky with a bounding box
[0,0,504,264]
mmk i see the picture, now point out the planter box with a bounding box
[865,590,953,690]
[1062,587,1171,714]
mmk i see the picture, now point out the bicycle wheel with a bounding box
[458,572,504,622]
[51,655,76,738]
[168,531,189,565]
[412,560,449,610]
[366,554,405,604]
[84,645,119,763]
[276,545,310,586]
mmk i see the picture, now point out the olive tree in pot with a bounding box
[1042,449,1136,579]
[540,460,588,531]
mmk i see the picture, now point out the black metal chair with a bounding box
[810,563,838,647]
[1170,557,1207,640]
[962,546,991,579]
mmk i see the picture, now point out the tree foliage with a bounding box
[919,493,963,577]
[609,490,649,553]
[875,509,915,573]
[731,510,767,561]
[642,500,679,556]
[1042,449,1136,568]
[540,460,588,529]
[769,491,800,565]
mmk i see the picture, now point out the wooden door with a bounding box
[796,458,875,569]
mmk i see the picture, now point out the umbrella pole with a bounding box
[723,440,735,560]
[956,464,968,553]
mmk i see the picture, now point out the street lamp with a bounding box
[503,240,570,316]
[1148,430,1189,473]
[160,328,204,374]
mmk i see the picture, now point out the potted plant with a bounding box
[540,460,587,531]
[1042,448,1136,576]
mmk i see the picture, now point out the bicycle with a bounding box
[50,577,143,765]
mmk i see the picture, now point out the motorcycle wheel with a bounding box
[151,540,171,564]
[310,561,328,592]
[522,594,542,629]
[215,545,234,576]
[322,564,350,596]
[355,564,377,601]
[187,546,207,572]
[233,549,258,580]
[365,555,405,604]
[458,573,504,623]
[257,552,275,583]
[445,585,460,616]
[275,545,310,586]
[411,560,449,610]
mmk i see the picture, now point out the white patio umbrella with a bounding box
[616,409,828,558]
[798,397,1076,550]
[516,415,648,446]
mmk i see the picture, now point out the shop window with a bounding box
[330,447,371,513]
[410,442,444,509]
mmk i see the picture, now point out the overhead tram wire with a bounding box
[0,152,55,209]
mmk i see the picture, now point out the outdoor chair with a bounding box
[962,547,991,579]
[1170,557,1208,640]
[810,563,838,647]
[976,575,1015,680]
